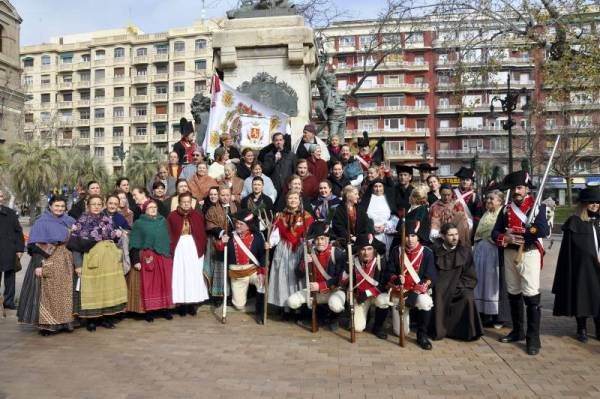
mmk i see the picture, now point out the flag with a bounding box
[202,74,290,158]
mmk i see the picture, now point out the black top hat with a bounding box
[414,163,438,172]
[357,131,370,148]
[578,185,600,203]
[395,164,413,175]
[454,167,474,180]
[353,233,386,254]
[231,209,259,231]
[499,170,535,190]
[307,221,332,240]
[180,117,194,137]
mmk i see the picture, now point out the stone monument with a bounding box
[213,0,316,140]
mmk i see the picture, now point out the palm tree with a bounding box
[9,142,61,216]
[126,144,163,187]
[70,151,111,192]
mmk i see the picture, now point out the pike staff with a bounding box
[222,204,230,324]
[259,209,274,326]
[346,209,356,343]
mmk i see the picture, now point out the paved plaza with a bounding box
[1,236,599,399]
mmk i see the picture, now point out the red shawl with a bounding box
[167,208,207,257]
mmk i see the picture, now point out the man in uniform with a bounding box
[387,220,437,350]
[340,233,391,339]
[287,221,346,330]
[492,170,548,356]
[414,163,438,183]
[453,167,484,241]
[395,165,414,213]
[355,131,385,172]
[219,209,266,324]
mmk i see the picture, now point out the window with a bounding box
[174,41,185,52]
[416,119,426,129]
[570,115,592,127]
[384,75,402,86]
[339,35,355,48]
[114,47,125,58]
[62,93,72,101]
[94,128,105,138]
[195,59,207,71]
[155,104,167,115]
[383,33,401,44]
[438,97,450,107]
[114,67,125,77]
[60,110,72,120]
[337,79,347,90]
[137,48,147,56]
[462,95,482,107]
[156,85,168,94]
[94,147,104,158]
[135,107,147,116]
[94,69,105,81]
[136,86,147,95]
[62,129,73,139]
[438,53,449,64]
[25,113,34,123]
[414,76,424,86]
[385,141,406,155]
[60,53,73,64]
[406,32,424,44]
[384,96,404,107]
[545,118,556,129]
[23,75,33,86]
[41,55,51,65]
[358,119,378,132]
[94,108,105,119]
[357,55,376,67]
[439,119,450,128]
[194,80,206,93]
[174,103,185,114]
[414,55,425,64]
[359,34,374,49]
[95,50,105,60]
[114,87,125,97]
[136,67,147,76]
[41,93,51,103]
[415,97,426,107]
[155,123,167,135]
[490,137,508,152]
[519,73,530,84]
[40,112,51,121]
[136,126,147,135]
[62,74,73,83]
[462,138,483,151]
[79,91,90,100]
[81,54,91,62]
[155,44,168,54]
[113,126,124,137]
[79,71,90,81]
[174,82,185,92]
[174,62,185,72]
[416,142,427,154]
[95,88,105,98]
[156,64,168,74]
[113,107,124,117]
[23,57,34,67]
[79,128,90,138]
[41,75,51,85]
[361,76,376,88]
[358,97,377,110]
[79,110,90,120]
[195,39,207,50]
[384,118,405,130]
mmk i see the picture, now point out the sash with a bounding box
[233,232,260,266]
[402,246,423,285]
[454,189,473,224]
[509,202,528,224]
[355,155,370,169]
[354,257,379,288]
[310,249,332,281]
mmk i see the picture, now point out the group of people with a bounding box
[1,124,598,356]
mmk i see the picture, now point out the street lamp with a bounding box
[488,71,527,174]
[112,140,128,172]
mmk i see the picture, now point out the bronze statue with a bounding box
[227,0,296,19]
[314,55,347,142]
[191,93,211,147]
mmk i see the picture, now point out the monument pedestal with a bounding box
[212,15,316,139]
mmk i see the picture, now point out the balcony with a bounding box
[58,101,73,109]
[133,55,149,64]
[172,50,187,59]
[347,105,430,116]
[58,82,73,90]
[58,138,73,147]
[152,52,169,62]
[385,150,430,160]
[75,80,91,89]
[112,116,127,123]
[94,59,106,66]
[75,137,90,146]
[195,48,209,56]
[113,97,127,104]
[113,56,127,65]
[545,101,600,112]
[132,115,148,123]
[132,134,149,143]
[94,97,106,105]
[95,78,106,85]
[346,82,429,94]
[346,128,430,138]
[133,75,148,84]
[58,63,73,72]
[436,148,523,159]
[436,105,460,114]
[76,61,91,70]
[152,73,169,82]
[152,133,169,142]
[94,117,106,124]
[76,119,90,126]
[113,75,129,84]
[543,125,596,134]
[133,95,148,103]
[24,122,35,131]
[152,93,168,102]
[152,113,168,122]
[436,80,536,92]
[40,102,52,109]
[40,82,54,90]
[40,64,52,71]
[173,91,187,98]
[337,60,429,73]
[58,119,73,127]
[75,99,90,107]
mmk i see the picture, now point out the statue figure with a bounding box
[191,93,211,147]
[314,55,347,142]
[227,0,296,19]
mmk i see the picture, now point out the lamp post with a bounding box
[112,140,128,173]
[488,71,527,174]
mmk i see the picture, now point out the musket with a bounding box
[397,212,406,347]
[221,204,230,324]
[301,202,318,333]
[346,206,356,343]
[259,209,274,326]
[514,135,560,265]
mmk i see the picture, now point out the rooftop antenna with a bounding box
[201,0,206,23]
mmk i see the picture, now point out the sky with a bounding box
[13,0,380,46]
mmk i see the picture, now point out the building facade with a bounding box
[20,21,217,174]
[0,0,26,145]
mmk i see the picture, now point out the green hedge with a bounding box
[554,206,575,224]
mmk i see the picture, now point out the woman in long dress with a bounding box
[68,195,127,331]
[167,192,209,316]
[18,195,76,335]
[267,192,314,319]
[473,190,506,327]
[360,179,398,256]
[129,200,174,322]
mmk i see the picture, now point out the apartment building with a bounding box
[20,21,217,174]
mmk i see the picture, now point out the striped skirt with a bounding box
[474,239,501,315]
[267,242,304,308]
[125,267,145,313]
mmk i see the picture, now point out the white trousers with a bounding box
[230,272,263,310]
[287,289,346,313]
[353,293,389,332]
[503,248,541,296]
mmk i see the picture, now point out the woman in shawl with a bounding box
[310,180,341,223]
[18,196,76,335]
[116,190,134,227]
[332,185,372,242]
[167,192,209,316]
[129,200,173,322]
[68,195,127,331]
[266,191,314,320]
[360,179,398,256]
[473,190,507,328]
[104,193,131,230]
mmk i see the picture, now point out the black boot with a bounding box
[177,305,187,317]
[416,310,432,350]
[593,316,600,340]
[329,311,340,331]
[576,317,588,343]
[255,294,264,325]
[162,309,173,320]
[372,308,389,340]
[524,294,542,356]
[499,294,525,343]
[144,312,154,323]
[187,304,198,316]
[86,319,97,332]
[100,317,116,329]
